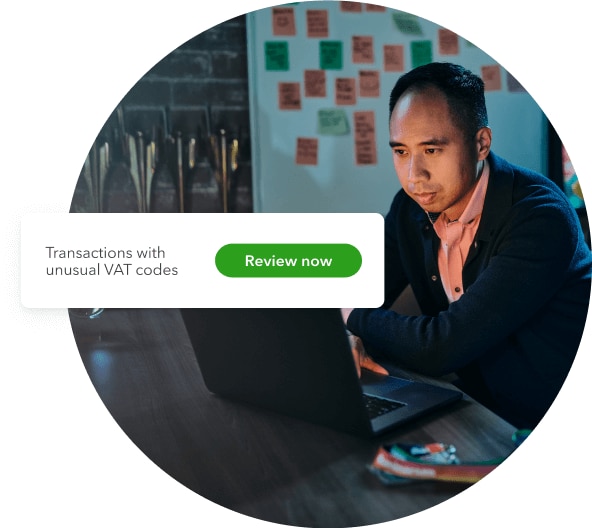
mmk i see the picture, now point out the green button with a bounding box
[215,243,362,278]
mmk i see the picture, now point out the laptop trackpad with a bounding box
[361,370,412,398]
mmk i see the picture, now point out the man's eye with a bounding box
[393,149,407,156]
[425,148,439,154]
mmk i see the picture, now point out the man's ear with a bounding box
[476,127,492,160]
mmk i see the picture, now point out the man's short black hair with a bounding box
[389,62,489,140]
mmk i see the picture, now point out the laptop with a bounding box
[180,308,463,437]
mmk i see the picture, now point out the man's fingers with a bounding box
[352,346,362,377]
[360,356,389,376]
[350,334,388,377]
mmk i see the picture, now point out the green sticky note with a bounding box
[317,109,350,136]
[411,40,432,68]
[392,12,423,35]
[320,41,343,70]
[265,41,289,71]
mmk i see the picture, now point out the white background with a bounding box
[2,1,591,527]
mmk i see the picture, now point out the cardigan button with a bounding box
[431,275,438,281]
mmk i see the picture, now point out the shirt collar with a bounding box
[458,159,490,225]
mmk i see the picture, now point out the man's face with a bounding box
[389,86,490,220]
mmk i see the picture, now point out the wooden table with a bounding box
[70,308,517,527]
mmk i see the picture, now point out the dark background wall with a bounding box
[70,15,252,214]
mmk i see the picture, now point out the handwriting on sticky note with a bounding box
[335,78,356,105]
[296,137,319,165]
[354,111,375,139]
[278,82,302,110]
[304,70,327,98]
[272,7,296,36]
[352,36,374,63]
[359,70,380,97]
[383,44,404,72]
[265,41,289,71]
[320,41,343,70]
[482,65,502,91]
[354,111,377,165]
[306,9,329,38]
[317,109,349,136]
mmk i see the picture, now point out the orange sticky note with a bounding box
[384,44,404,72]
[296,137,319,165]
[335,78,356,105]
[272,7,296,36]
[365,4,387,12]
[340,1,363,12]
[278,82,302,110]
[438,29,459,55]
[481,65,502,91]
[304,70,327,97]
[354,111,377,165]
[306,9,329,38]
[352,35,374,63]
[359,70,380,97]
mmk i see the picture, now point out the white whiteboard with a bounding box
[247,2,547,213]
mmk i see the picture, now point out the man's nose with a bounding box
[407,155,429,182]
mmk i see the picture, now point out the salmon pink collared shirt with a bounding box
[431,160,490,303]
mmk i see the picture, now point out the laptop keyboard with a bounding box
[363,394,404,419]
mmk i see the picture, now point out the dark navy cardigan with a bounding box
[347,152,592,429]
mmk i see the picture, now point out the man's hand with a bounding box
[348,333,389,378]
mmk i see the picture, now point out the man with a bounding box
[346,62,591,430]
